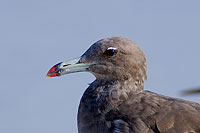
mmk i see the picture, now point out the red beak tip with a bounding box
[46,74,50,78]
[46,65,57,78]
[46,62,62,78]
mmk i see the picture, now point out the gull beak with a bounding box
[46,57,91,77]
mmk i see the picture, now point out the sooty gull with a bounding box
[46,37,200,133]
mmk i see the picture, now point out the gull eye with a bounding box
[104,47,117,56]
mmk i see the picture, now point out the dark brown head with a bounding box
[47,37,147,83]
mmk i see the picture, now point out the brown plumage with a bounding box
[47,37,200,133]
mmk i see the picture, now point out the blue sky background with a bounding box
[0,0,200,133]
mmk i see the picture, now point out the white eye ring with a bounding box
[107,47,117,50]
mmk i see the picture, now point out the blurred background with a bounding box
[0,0,200,133]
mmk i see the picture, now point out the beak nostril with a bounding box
[63,64,70,67]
